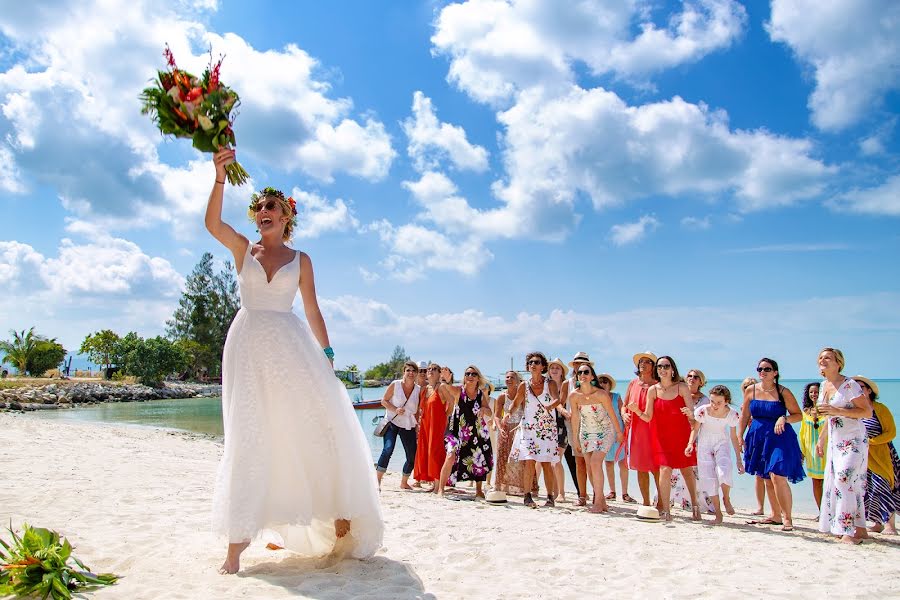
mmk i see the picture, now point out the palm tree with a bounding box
[0,327,38,375]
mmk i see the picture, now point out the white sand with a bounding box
[1,412,897,599]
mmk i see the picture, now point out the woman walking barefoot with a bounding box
[633,356,698,521]
[570,364,623,513]
[740,358,805,532]
[206,150,382,574]
[816,348,871,544]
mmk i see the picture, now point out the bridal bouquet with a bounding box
[140,46,249,185]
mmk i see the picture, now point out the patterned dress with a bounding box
[496,392,538,495]
[578,398,614,455]
[861,405,900,525]
[510,378,560,464]
[819,378,869,536]
[445,388,494,484]
[799,410,827,479]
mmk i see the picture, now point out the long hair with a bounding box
[758,357,784,405]
[656,356,682,383]
[574,363,601,390]
[801,382,819,410]
[463,364,488,395]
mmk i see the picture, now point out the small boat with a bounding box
[352,399,382,410]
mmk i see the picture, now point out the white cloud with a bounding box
[358,267,380,283]
[609,215,659,246]
[290,188,360,239]
[680,215,711,229]
[402,91,489,172]
[767,0,900,131]
[829,175,900,216]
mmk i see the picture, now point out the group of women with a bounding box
[377,348,899,545]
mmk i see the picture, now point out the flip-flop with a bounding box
[621,493,638,503]
[745,518,783,525]
[605,492,616,500]
[781,525,794,532]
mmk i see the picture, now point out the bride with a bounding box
[206,149,383,574]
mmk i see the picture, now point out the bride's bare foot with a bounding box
[723,497,735,515]
[335,518,351,538]
[219,541,249,574]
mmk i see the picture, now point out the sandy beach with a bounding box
[1,412,897,599]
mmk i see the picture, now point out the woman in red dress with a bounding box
[631,355,700,521]
[623,352,660,509]
[414,363,447,492]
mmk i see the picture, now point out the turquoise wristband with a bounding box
[323,346,334,360]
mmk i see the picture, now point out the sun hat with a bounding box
[547,358,569,378]
[417,360,428,369]
[851,375,879,397]
[596,373,617,391]
[568,351,594,368]
[632,351,658,367]
[636,506,661,522]
[486,490,507,504]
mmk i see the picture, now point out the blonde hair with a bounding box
[687,369,707,388]
[819,347,845,372]
[464,364,489,393]
[741,377,757,391]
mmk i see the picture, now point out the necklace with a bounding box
[761,384,776,393]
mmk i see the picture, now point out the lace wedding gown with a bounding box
[212,242,383,558]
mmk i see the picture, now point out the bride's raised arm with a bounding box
[205,149,249,266]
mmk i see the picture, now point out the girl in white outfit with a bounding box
[685,385,744,524]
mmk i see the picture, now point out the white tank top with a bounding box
[387,379,420,430]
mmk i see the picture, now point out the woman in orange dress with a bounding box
[414,363,447,492]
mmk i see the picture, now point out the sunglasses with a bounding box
[418,369,427,373]
[464,372,478,377]
[756,366,774,373]
[527,359,543,366]
[577,369,592,376]
[686,374,700,378]
[598,378,610,384]
[657,364,672,370]
[255,199,280,212]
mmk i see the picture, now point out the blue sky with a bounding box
[1,0,898,379]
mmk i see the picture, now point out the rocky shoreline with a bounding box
[0,381,222,411]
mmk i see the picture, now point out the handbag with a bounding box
[373,386,414,437]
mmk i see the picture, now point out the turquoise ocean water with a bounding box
[30,378,899,515]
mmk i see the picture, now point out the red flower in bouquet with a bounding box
[140,45,249,185]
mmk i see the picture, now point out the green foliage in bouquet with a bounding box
[140,46,249,185]
[0,523,118,599]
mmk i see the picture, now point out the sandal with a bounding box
[621,493,637,504]
[524,493,537,509]
[605,492,616,500]
[575,496,587,506]
[544,495,556,508]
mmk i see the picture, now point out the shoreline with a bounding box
[0,381,221,411]
[2,413,898,599]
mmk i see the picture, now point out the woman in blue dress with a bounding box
[739,357,805,532]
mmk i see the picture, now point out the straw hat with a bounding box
[486,490,507,504]
[596,373,617,391]
[547,357,569,378]
[851,375,879,397]
[636,506,661,522]
[632,351,658,367]
[568,351,595,368]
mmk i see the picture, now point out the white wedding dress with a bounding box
[212,242,383,558]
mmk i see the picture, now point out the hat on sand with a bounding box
[417,360,428,370]
[547,358,569,378]
[851,375,879,398]
[568,351,594,368]
[486,490,507,504]
[636,506,660,522]
[596,373,617,391]
[632,351,658,367]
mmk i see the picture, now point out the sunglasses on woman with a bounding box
[527,359,543,366]
[657,364,672,370]
[577,369,592,376]
[464,371,478,377]
[756,366,774,373]
[254,200,280,212]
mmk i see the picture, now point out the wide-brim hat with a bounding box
[417,360,428,369]
[636,506,660,522]
[597,373,617,391]
[547,358,569,378]
[851,375,879,397]
[568,351,594,368]
[632,351,658,367]
[486,490,507,504]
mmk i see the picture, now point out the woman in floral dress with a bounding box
[435,365,494,498]
[855,375,900,534]
[815,347,872,545]
[508,352,560,508]
[494,370,537,495]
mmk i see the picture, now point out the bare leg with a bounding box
[588,453,608,513]
[335,519,350,538]
[652,470,662,512]
[618,459,630,499]
[376,470,384,491]
[541,462,556,506]
[709,495,723,525]
[763,477,783,522]
[219,541,249,574]
[658,466,673,520]
[604,461,616,498]
[400,473,413,490]
[523,460,537,507]
[753,476,766,515]
[770,474,792,529]
[885,513,898,535]
[680,467,701,520]
[475,481,484,499]
[812,478,823,510]
[637,471,651,506]
[436,452,457,496]
[721,484,735,515]
[575,455,588,504]
[553,453,566,501]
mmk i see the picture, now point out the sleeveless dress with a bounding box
[212,242,383,558]
[604,392,625,461]
[798,411,826,478]
[742,390,805,483]
[819,378,869,536]
[413,386,446,483]
[578,398,614,455]
[862,403,900,524]
[651,394,696,469]
[496,393,538,494]
[625,380,655,472]
[445,388,493,484]
[510,378,560,464]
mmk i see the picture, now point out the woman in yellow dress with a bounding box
[798,382,826,511]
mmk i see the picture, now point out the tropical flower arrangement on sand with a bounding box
[140,46,249,185]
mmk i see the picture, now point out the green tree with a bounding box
[363,346,410,380]
[126,336,188,387]
[79,330,121,376]
[112,331,142,376]
[0,328,38,374]
[26,339,67,377]
[166,253,239,377]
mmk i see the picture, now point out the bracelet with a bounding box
[215,179,226,185]
[323,346,334,360]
